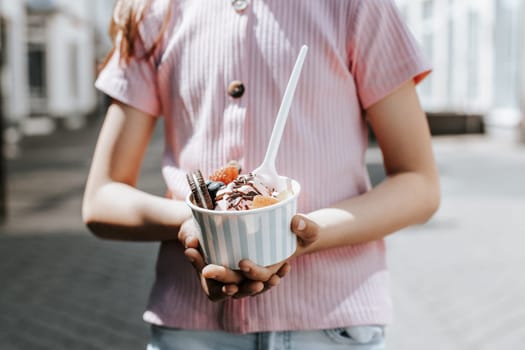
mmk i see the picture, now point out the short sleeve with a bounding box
[348,0,431,110]
[95,0,169,116]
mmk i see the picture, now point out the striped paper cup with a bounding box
[185,179,300,269]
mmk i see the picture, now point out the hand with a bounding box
[234,259,291,298]
[178,219,290,301]
[178,219,238,301]
[290,213,319,256]
[234,213,320,295]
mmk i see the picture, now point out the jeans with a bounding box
[147,325,385,350]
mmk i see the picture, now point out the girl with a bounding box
[83,0,440,349]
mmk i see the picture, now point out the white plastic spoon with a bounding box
[253,45,308,191]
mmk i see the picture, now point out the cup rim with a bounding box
[185,178,301,215]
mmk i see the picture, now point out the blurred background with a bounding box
[0,0,524,349]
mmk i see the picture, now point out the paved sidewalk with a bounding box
[1,119,524,349]
[384,132,525,349]
[1,119,164,350]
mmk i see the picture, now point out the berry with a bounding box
[209,165,239,185]
[206,180,225,203]
[227,160,242,173]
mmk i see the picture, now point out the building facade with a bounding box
[1,0,114,139]
[4,0,523,136]
[395,0,523,128]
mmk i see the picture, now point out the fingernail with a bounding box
[185,237,192,247]
[223,287,235,296]
[241,266,250,272]
[296,219,306,231]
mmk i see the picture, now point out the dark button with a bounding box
[231,0,248,12]
[227,80,245,98]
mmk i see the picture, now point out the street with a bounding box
[1,118,524,349]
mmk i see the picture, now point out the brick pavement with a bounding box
[1,119,524,349]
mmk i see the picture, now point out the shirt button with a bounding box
[227,80,245,98]
[231,0,248,12]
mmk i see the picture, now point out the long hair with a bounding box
[99,0,171,70]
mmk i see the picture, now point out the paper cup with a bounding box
[185,179,300,269]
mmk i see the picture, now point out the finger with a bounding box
[178,222,200,249]
[202,265,243,284]
[252,275,280,296]
[233,281,264,299]
[238,260,275,281]
[276,262,291,278]
[185,235,200,249]
[291,214,319,247]
[178,232,199,249]
[185,247,206,272]
[264,264,290,290]
[205,279,229,302]
[266,274,281,287]
[222,284,239,296]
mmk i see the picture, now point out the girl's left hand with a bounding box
[232,213,319,297]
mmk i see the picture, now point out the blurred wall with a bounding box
[1,0,115,140]
[44,1,96,124]
[91,0,115,59]
[0,1,30,125]
[396,0,523,128]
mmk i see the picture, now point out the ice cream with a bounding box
[187,163,293,211]
[214,173,276,211]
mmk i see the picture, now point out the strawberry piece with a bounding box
[209,165,239,185]
[227,160,242,173]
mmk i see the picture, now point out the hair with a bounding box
[99,0,171,70]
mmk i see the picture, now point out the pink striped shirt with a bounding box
[96,0,430,333]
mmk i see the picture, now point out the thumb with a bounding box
[291,214,319,247]
[178,220,200,249]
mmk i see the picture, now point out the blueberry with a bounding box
[206,181,225,203]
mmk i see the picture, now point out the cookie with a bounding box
[186,170,214,210]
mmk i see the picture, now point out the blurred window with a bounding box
[69,44,79,100]
[447,11,455,104]
[467,11,479,100]
[423,0,433,19]
[493,0,519,108]
[28,43,47,99]
[0,17,6,66]
[26,0,57,12]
